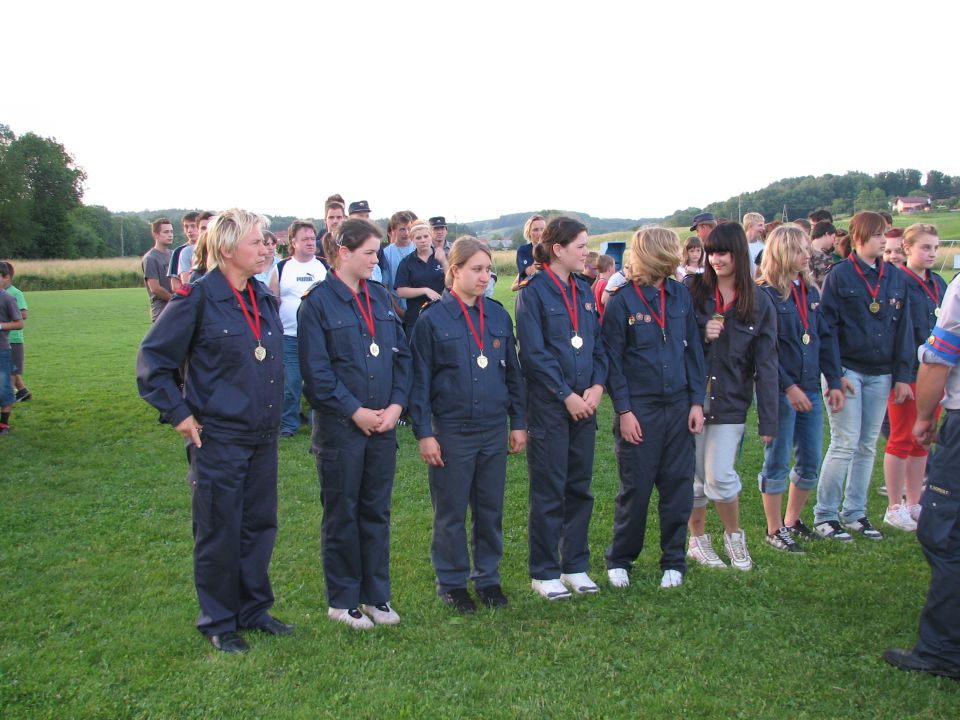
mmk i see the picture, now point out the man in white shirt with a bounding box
[269,220,327,437]
[743,212,766,278]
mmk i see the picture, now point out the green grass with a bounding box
[1,285,957,719]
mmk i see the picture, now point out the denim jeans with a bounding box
[281,335,303,434]
[693,423,746,507]
[759,389,823,495]
[814,368,891,524]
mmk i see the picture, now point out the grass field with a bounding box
[1,283,958,719]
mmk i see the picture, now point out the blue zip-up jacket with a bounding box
[297,273,412,419]
[136,267,283,444]
[758,280,842,394]
[602,278,705,411]
[515,269,608,402]
[898,266,947,382]
[820,253,914,383]
[409,291,526,439]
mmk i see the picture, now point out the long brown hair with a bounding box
[324,218,383,270]
[689,222,757,324]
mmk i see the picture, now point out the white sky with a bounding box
[3,0,958,222]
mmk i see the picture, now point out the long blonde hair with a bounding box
[758,223,814,300]
[627,227,681,285]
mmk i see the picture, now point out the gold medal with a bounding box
[477,353,488,369]
[254,344,266,362]
[801,333,810,345]
[712,313,725,324]
[571,335,584,349]
[369,341,380,357]
[869,301,880,314]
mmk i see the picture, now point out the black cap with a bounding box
[429,216,447,228]
[689,212,717,231]
[348,200,371,214]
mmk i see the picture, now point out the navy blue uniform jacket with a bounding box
[602,278,705,411]
[136,267,284,444]
[515,270,608,401]
[820,253,914,383]
[899,266,947,382]
[409,291,526,439]
[297,273,412,418]
[758,281,842,394]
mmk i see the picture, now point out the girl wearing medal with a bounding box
[409,238,527,613]
[882,223,947,531]
[756,225,845,552]
[686,222,778,572]
[515,216,608,600]
[814,211,914,542]
[603,228,705,589]
[298,219,413,630]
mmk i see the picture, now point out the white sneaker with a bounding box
[607,568,630,588]
[660,569,683,588]
[883,504,917,532]
[560,572,599,594]
[687,534,727,568]
[328,607,375,630]
[531,578,572,600]
[361,602,401,626]
[907,504,922,523]
[723,530,753,571]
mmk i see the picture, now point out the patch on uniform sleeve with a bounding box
[926,326,960,364]
[492,338,501,349]
[585,302,594,312]
[176,284,193,296]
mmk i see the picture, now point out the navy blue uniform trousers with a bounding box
[314,412,396,609]
[914,409,960,668]
[605,399,694,574]
[527,389,596,579]
[429,426,507,593]
[190,436,278,636]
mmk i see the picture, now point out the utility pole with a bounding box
[119,217,124,257]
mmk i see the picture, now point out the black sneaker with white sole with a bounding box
[814,520,853,542]
[765,527,804,553]
[843,517,883,540]
[787,518,818,541]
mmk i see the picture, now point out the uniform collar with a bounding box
[202,267,274,304]
[325,269,372,303]
[851,252,883,276]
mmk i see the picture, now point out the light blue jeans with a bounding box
[281,335,303,435]
[759,389,823,495]
[814,368,891,524]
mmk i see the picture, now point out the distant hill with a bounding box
[464,210,657,246]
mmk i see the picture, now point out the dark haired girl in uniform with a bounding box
[298,218,412,630]
[686,222,778,572]
[409,237,527,613]
[516,216,608,600]
[603,228,705,589]
[756,225,844,552]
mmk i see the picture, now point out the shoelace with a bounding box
[699,535,719,558]
[776,528,796,547]
[728,534,747,561]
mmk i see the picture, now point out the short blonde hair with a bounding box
[627,227,681,285]
[205,209,268,272]
[742,212,765,231]
[902,222,939,248]
[758,223,813,301]
[523,214,546,242]
[445,236,491,288]
[408,219,432,239]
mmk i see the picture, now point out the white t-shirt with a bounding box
[748,241,764,269]
[274,256,327,336]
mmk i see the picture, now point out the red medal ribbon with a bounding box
[714,285,736,314]
[450,290,485,353]
[634,281,666,333]
[900,266,943,307]
[791,280,809,334]
[543,265,579,335]
[849,254,885,304]
[228,282,262,343]
[336,271,376,340]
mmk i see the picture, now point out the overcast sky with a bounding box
[3,0,958,222]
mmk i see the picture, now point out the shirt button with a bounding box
[369,375,374,379]
[267,404,273,408]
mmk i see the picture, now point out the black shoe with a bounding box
[844,516,884,540]
[209,631,249,653]
[786,518,818,541]
[14,388,31,402]
[244,615,294,636]
[440,587,477,614]
[475,584,509,608]
[279,431,296,438]
[883,648,960,680]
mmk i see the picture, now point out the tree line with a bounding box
[663,169,960,228]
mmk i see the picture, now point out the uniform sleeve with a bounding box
[504,323,527,431]
[684,293,707,406]
[753,293,780,438]
[408,315,435,439]
[892,286,915,384]
[588,289,609,388]
[395,256,412,290]
[816,289,842,391]
[135,290,197,427]
[297,292,363,418]
[388,311,413,410]
[601,292,630,413]
[515,285,573,402]
[920,278,960,367]
[818,268,844,386]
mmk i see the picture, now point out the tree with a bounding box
[925,170,951,200]
[830,198,851,218]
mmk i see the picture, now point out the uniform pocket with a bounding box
[203,321,249,365]
[318,447,343,493]
[916,491,959,552]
